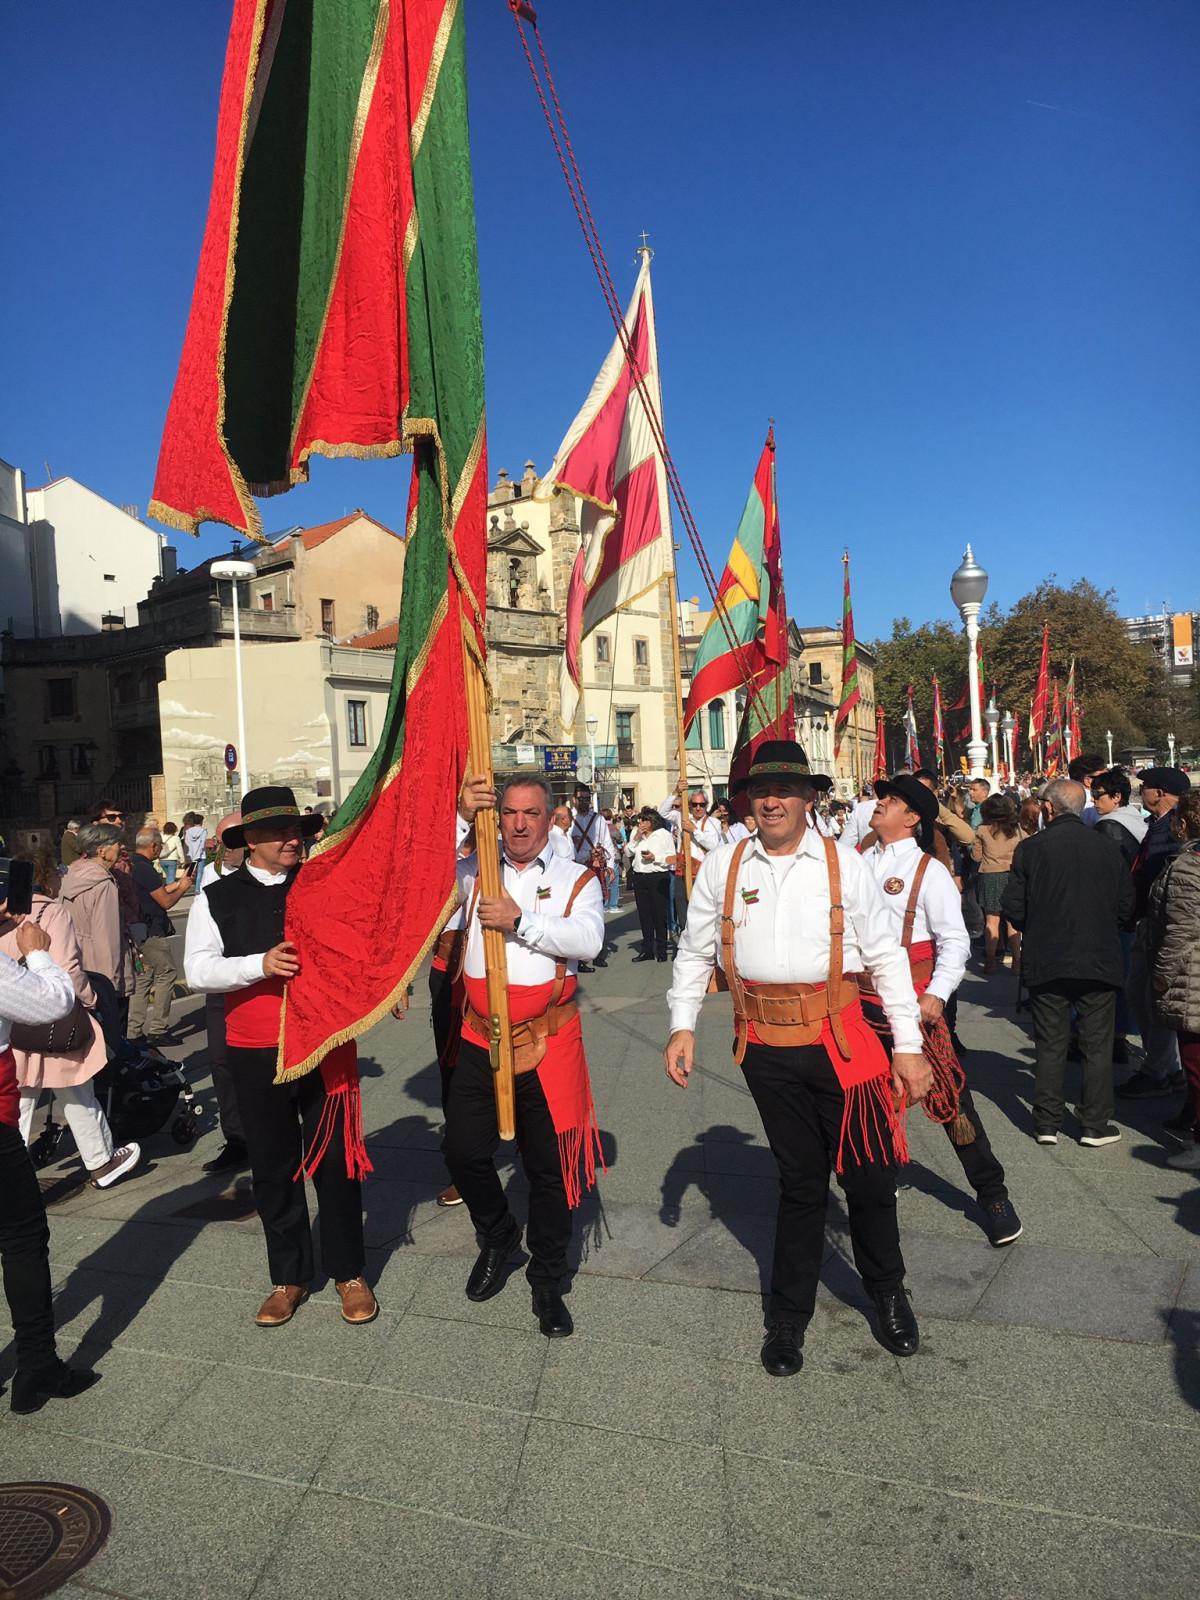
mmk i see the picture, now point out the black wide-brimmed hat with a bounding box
[742,740,833,793]
[874,774,939,851]
[222,786,323,849]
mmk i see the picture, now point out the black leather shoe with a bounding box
[531,1289,574,1338]
[632,950,655,963]
[873,1287,919,1356]
[10,1360,101,1415]
[465,1231,520,1302]
[656,952,669,962]
[760,1322,803,1377]
[202,1140,250,1174]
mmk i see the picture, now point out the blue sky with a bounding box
[2,0,1196,639]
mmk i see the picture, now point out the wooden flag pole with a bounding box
[462,644,516,1141]
[666,568,694,897]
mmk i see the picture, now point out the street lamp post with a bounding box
[586,715,599,805]
[210,558,257,795]
[950,545,989,781]
[1168,731,1177,767]
[1106,728,1114,766]
[1000,710,1016,781]
[983,698,1001,790]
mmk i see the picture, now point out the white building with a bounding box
[0,462,166,637]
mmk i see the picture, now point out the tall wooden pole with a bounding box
[462,643,516,1141]
[666,569,694,897]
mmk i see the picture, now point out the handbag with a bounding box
[9,904,92,1055]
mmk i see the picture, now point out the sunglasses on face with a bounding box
[102,813,124,821]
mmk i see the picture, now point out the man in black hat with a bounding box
[1120,766,1191,1099]
[863,775,1021,1246]
[664,740,931,1378]
[184,786,377,1329]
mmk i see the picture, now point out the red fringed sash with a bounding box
[0,1047,18,1129]
[860,940,970,1143]
[461,975,605,1208]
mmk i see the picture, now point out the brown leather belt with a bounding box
[737,978,861,1028]
[463,999,579,1075]
[434,929,464,968]
[859,956,933,1000]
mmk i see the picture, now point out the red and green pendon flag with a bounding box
[834,552,861,739]
[151,0,487,1081]
[1031,623,1051,743]
[1045,679,1063,775]
[1065,656,1081,758]
[904,685,921,770]
[684,430,786,729]
[931,672,945,771]
[872,704,887,782]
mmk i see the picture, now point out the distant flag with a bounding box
[685,429,786,734]
[834,553,861,741]
[931,672,945,773]
[538,253,674,733]
[872,704,888,782]
[1065,657,1081,760]
[1031,624,1050,744]
[1046,678,1063,775]
[904,686,921,770]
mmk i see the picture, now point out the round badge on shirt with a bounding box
[883,877,905,895]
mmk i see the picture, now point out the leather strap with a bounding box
[547,871,593,1009]
[821,835,852,1061]
[901,855,931,951]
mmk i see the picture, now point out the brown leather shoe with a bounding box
[336,1277,379,1324]
[436,1184,464,1207]
[255,1285,309,1327]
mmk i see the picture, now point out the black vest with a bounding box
[205,863,299,958]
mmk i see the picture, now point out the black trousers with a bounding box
[206,995,245,1145]
[633,873,669,957]
[442,1038,570,1294]
[740,1042,905,1323]
[1029,981,1117,1134]
[429,965,460,1113]
[229,1046,365,1285]
[0,1123,57,1376]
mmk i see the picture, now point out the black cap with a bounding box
[874,773,939,850]
[1137,766,1191,797]
[222,786,322,848]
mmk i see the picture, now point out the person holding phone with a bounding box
[0,897,101,1413]
[624,809,675,963]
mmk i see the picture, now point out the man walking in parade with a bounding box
[450,774,605,1338]
[664,741,931,1378]
[861,775,1022,1246]
[184,786,376,1328]
[569,783,614,969]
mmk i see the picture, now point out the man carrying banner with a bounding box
[860,775,1022,1247]
[664,740,930,1378]
[569,784,615,970]
[449,773,605,1338]
[184,787,376,1329]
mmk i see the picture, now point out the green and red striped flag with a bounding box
[151,0,488,1083]
[932,672,945,772]
[684,430,786,729]
[834,553,861,740]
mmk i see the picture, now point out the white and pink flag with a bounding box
[536,254,674,733]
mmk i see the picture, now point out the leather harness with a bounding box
[720,836,859,1066]
[461,871,591,1074]
[859,853,934,996]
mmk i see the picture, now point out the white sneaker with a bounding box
[1166,1143,1200,1172]
[89,1143,142,1188]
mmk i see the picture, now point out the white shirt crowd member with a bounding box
[623,828,674,874]
[837,797,879,850]
[658,795,724,870]
[183,864,288,992]
[568,808,616,873]
[667,828,923,1052]
[455,816,604,984]
[548,823,574,860]
[0,947,76,1048]
[858,836,970,1003]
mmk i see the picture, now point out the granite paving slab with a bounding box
[970,1243,1188,1343]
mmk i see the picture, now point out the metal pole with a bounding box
[666,570,694,897]
[963,604,986,779]
[231,577,249,792]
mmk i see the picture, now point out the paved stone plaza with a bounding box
[2,900,1198,1599]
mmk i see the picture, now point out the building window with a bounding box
[38,746,59,779]
[596,634,611,664]
[321,598,336,638]
[708,702,726,750]
[685,716,703,750]
[347,699,368,747]
[260,591,274,611]
[809,661,822,685]
[634,638,649,667]
[70,744,93,776]
[363,604,379,634]
[103,573,116,582]
[46,678,75,719]
[615,709,635,765]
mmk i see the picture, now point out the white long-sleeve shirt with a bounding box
[667,828,923,1052]
[860,837,969,1004]
[0,948,76,1049]
[658,797,724,868]
[567,809,616,872]
[548,825,575,860]
[623,829,674,874]
[455,817,604,981]
[184,864,287,993]
[837,798,879,849]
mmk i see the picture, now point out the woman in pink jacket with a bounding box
[1,851,140,1188]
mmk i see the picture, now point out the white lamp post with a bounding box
[983,698,1001,790]
[1000,710,1016,781]
[1106,728,1114,767]
[1168,731,1177,766]
[210,558,257,793]
[586,715,599,803]
[950,545,989,780]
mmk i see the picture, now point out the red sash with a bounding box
[0,1046,18,1129]
[225,976,287,1048]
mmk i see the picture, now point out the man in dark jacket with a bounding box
[1001,780,1135,1147]
[1120,766,1190,1099]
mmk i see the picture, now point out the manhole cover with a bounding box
[0,1482,111,1598]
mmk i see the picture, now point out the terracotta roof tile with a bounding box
[346,619,399,650]
[296,509,400,551]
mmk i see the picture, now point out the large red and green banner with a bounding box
[834,554,861,741]
[150,0,487,1080]
[684,432,785,729]
[931,672,945,773]
[1031,624,1051,744]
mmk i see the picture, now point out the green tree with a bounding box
[871,618,968,772]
